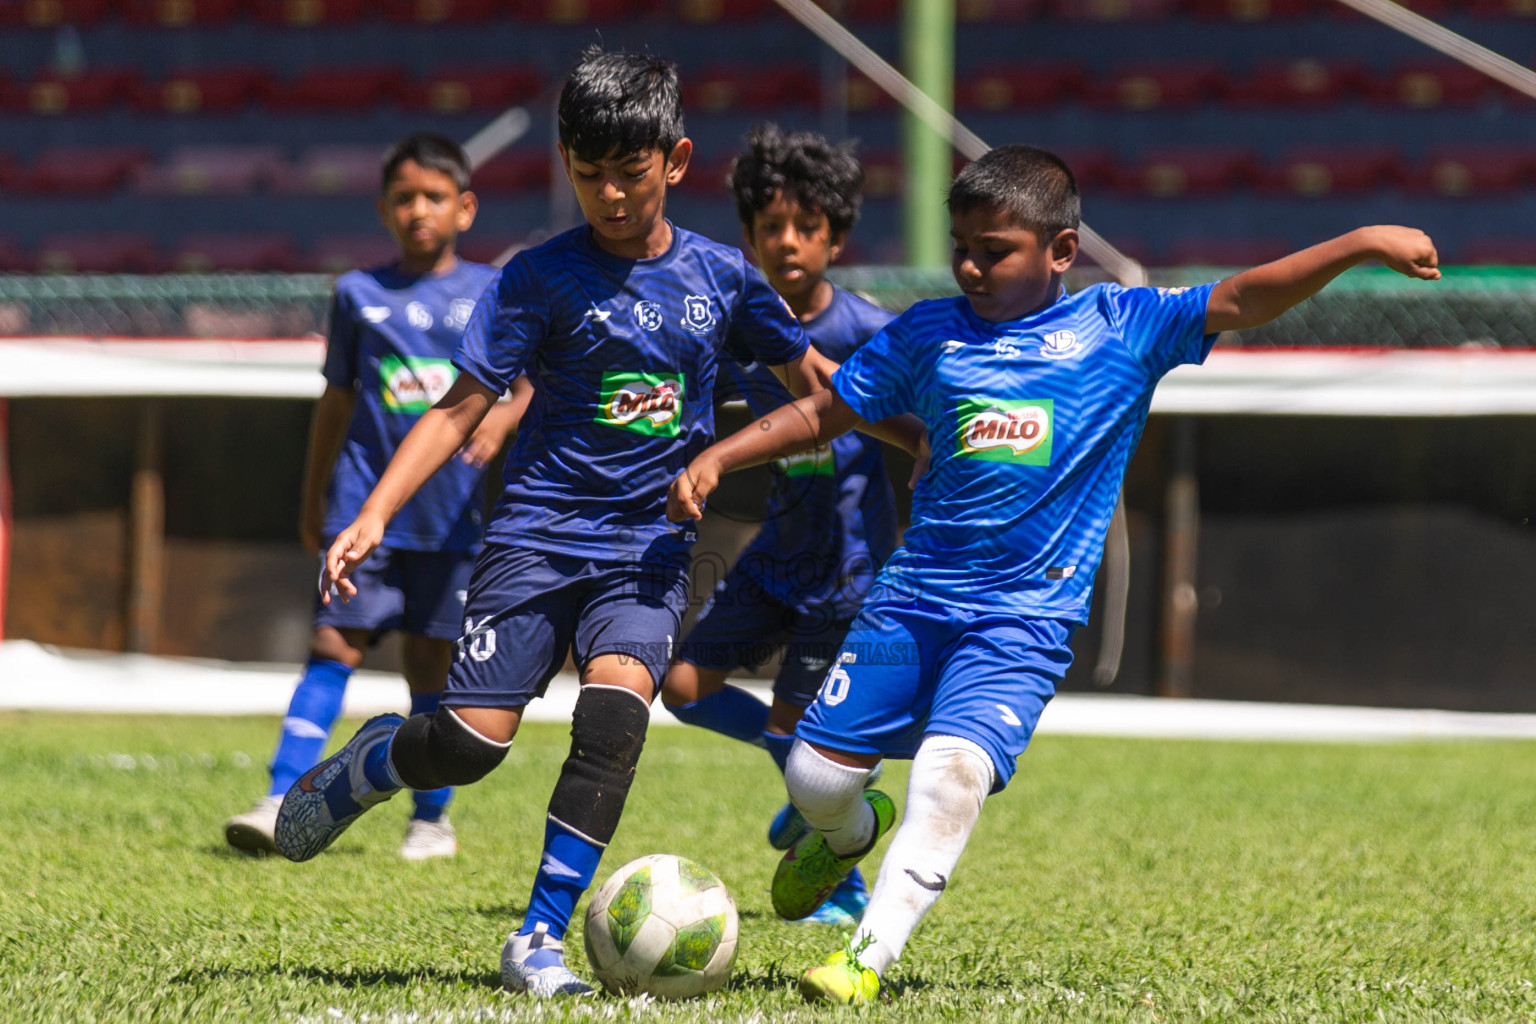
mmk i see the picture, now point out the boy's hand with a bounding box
[667,458,720,522]
[321,515,385,604]
[1364,226,1440,280]
[458,418,505,468]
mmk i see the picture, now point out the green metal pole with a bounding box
[902,0,954,267]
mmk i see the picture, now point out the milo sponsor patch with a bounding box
[956,397,1054,464]
[775,446,834,478]
[379,355,457,412]
[596,371,686,437]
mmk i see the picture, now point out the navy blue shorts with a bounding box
[676,560,850,708]
[314,544,475,642]
[796,597,1076,793]
[445,544,690,708]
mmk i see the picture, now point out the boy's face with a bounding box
[378,159,477,268]
[950,204,1078,323]
[743,191,844,308]
[559,139,692,258]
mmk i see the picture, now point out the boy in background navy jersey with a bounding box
[274,49,919,997]
[661,124,899,926]
[224,132,525,861]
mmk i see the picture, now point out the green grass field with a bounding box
[5,712,1536,1023]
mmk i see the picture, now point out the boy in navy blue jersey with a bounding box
[224,132,524,861]
[661,124,899,926]
[273,49,919,998]
[669,144,1439,1004]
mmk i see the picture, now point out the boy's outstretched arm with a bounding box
[772,345,925,456]
[324,373,499,602]
[668,388,862,522]
[299,383,356,556]
[1205,226,1438,334]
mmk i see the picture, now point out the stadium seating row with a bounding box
[3,0,1527,27]
[7,143,1530,198]
[0,231,1528,275]
[8,60,1524,116]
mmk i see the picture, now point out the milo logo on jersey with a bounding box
[956,397,1054,464]
[596,371,686,437]
[378,356,457,413]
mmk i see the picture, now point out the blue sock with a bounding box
[362,732,402,791]
[408,690,452,821]
[268,657,351,796]
[520,818,604,941]
[667,685,769,745]
[761,730,794,774]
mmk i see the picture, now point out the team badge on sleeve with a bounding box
[956,398,1055,464]
[680,295,716,335]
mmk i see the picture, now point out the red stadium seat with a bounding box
[1370,62,1491,107]
[1163,237,1294,266]
[36,234,160,274]
[172,234,300,273]
[272,146,385,195]
[956,0,1049,19]
[686,64,819,112]
[676,154,736,196]
[133,68,271,114]
[1462,238,1536,264]
[843,71,897,112]
[678,0,775,20]
[1233,59,1365,106]
[457,236,522,265]
[309,234,403,275]
[414,66,543,114]
[1406,146,1536,196]
[20,68,139,115]
[1089,63,1230,109]
[251,0,370,25]
[1266,146,1401,195]
[23,147,147,194]
[1116,147,1261,196]
[957,63,1086,111]
[119,0,242,26]
[1046,146,1118,189]
[838,0,900,19]
[471,151,553,194]
[1053,0,1180,20]
[1468,0,1536,15]
[132,146,287,196]
[0,0,111,27]
[379,0,504,21]
[538,0,648,22]
[1186,0,1314,18]
[859,151,904,200]
[267,67,408,111]
[0,237,27,273]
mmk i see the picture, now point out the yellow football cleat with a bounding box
[799,949,880,1005]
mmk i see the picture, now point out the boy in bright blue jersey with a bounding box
[668,144,1440,1005]
[224,132,524,861]
[271,49,913,999]
[661,124,899,927]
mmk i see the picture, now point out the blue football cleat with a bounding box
[501,924,594,998]
[274,713,403,862]
[801,868,870,926]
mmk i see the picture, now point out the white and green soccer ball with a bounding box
[583,853,739,999]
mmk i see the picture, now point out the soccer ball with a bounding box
[583,853,739,999]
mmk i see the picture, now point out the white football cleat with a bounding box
[399,817,457,861]
[501,923,594,998]
[224,795,282,854]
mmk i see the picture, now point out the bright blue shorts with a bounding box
[676,559,850,708]
[795,598,1076,792]
[444,544,690,708]
[313,544,475,642]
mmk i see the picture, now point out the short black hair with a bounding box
[946,144,1080,241]
[558,47,685,163]
[381,131,471,193]
[730,123,864,237]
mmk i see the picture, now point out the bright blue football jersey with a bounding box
[322,258,499,552]
[719,285,898,620]
[454,224,809,562]
[833,282,1216,623]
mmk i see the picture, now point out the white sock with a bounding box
[784,740,875,856]
[852,734,994,977]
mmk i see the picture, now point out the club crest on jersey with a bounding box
[1038,329,1083,360]
[680,295,716,335]
[446,298,476,331]
[379,355,457,412]
[406,302,434,330]
[595,371,686,438]
[634,300,663,332]
[956,397,1055,464]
